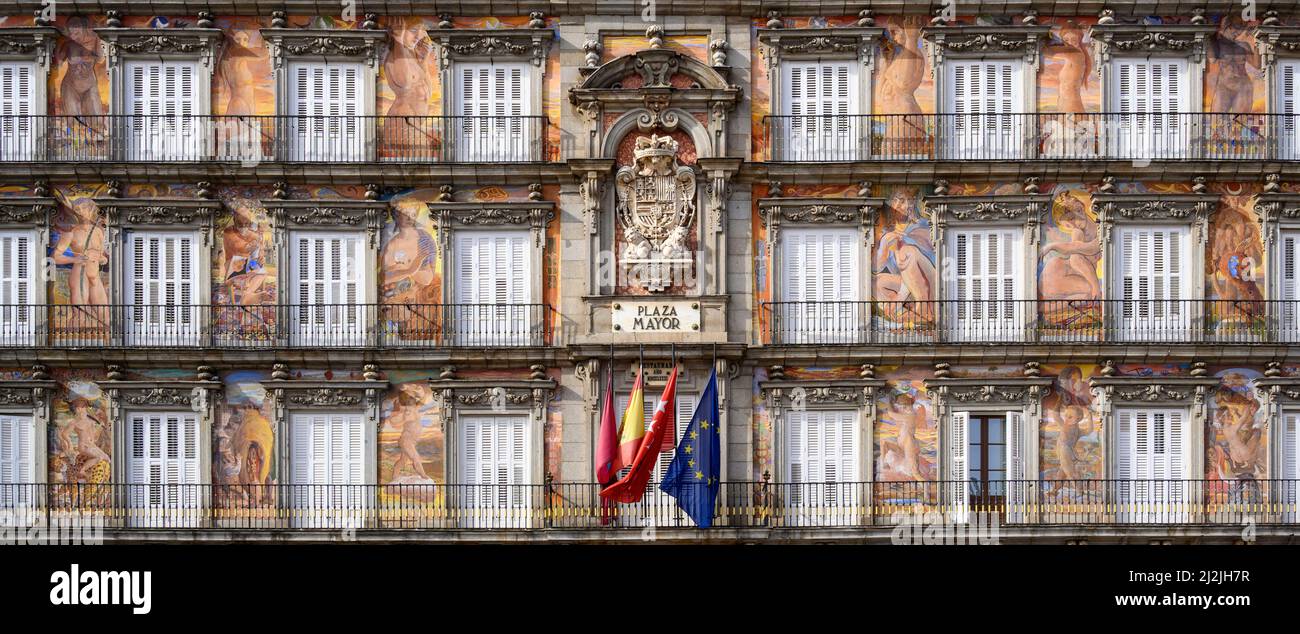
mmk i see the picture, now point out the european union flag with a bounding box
[660,368,720,528]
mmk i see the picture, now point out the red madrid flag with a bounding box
[599,366,678,504]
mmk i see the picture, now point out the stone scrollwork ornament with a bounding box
[615,135,697,292]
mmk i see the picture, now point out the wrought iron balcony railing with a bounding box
[762,112,1294,162]
[5,480,1296,530]
[0,303,558,348]
[0,114,551,163]
[761,299,1289,345]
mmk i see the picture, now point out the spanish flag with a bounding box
[601,366,678,504]
[612,365,645,472]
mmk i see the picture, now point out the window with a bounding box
[1115,408,1189,523]
[289,411,367,528]
[454,230,531,345]
[1115,226,1190,341]
[786,409,859,526]
[1279,60,1300,160]
[780,61,859,161]
[615,391,696,525]
[124,231,199,346]
[948,228,1023,341]
[454,62,533,162]
[949,410,1024,521]
[0,61,38,161]
[1110,58,1189,159]
[126,411,200,527]
[288,61,365,161]
[778,227,860,344]
[944,60,1024,159]
[458,414,530,525]
[125,60,202,161]
[0,230,35,345]
[1282,412,1299,518]
[0,414,34,508]
[1282,231,1300,339]
[290,231,365,346]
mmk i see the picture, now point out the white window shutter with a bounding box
[1116,227,1189,340]
[125,231,199,343]
[125,60,201,160]
[0,415,34,506]
[950,228,1022,340]
[780,228,859,343]
[945,60,1023,158]
[949,411,970,522]
[289,61,365,161]
[1282,233,1300,335]
[1005,410,1026,519]
[459,415,528,506]
[1112,58,1188,158]
[1283,413,1299,513]
[455,231,531,344]
[1281,61,1300,158]
[291,232,365,344]
[0,61,37,160]
[0,230,34,344]
[781,60,858,160]
[454,62,532,161]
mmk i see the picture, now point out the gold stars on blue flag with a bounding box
[659,369,721,528]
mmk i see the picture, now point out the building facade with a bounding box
[0,1,1297,542]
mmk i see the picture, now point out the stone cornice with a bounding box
[759,378,885,410]
[1255,25,1300,67]
[925,194,1051,223]
[94,27,224,68]
[429,201,555,229]
[1089,23,1217,65]
[0,379,58,408]
[263,198,387,246]
[756,26,886,68]
[925,377,1054,406]
[261,379,389,409]
[1253,377,1300,404]
[260,28,387,68]
[95,197,222,227]
[0,26,58,65]
[1093,192,1216,244]
[97,379,222,410]
[1089,376,1219,404]
[426,377,558,421]
[427,27,554,69]
[758,197,881,244]
[571,48,740,113]
[921,24,1052,67]
[0,196,55,228]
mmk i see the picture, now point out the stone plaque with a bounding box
[612,300,700,332]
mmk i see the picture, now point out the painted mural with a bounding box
[48,369,112,488]
[1039,187,1103,335]
[875,366,937,483]
[873,187,936,331]
[380,375,442,498]
[1207,368,1267,481]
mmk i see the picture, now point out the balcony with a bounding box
[760,299,1287,345]
[6,479,1295,531]
[0,303,558,348]
[762,112,1290,162]
[0,115,551,163]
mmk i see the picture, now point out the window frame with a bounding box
[1092,375,1215,495]
[758,195,882,345]
[0,375,55,509]
[927,191,1049,343]
[756,26,883,161]
[1093,190,1214,341]
[0,27,62,160]
[95,197,220,345]
[94,27,221,161]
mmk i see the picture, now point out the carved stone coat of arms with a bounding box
[615,134,697,292]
